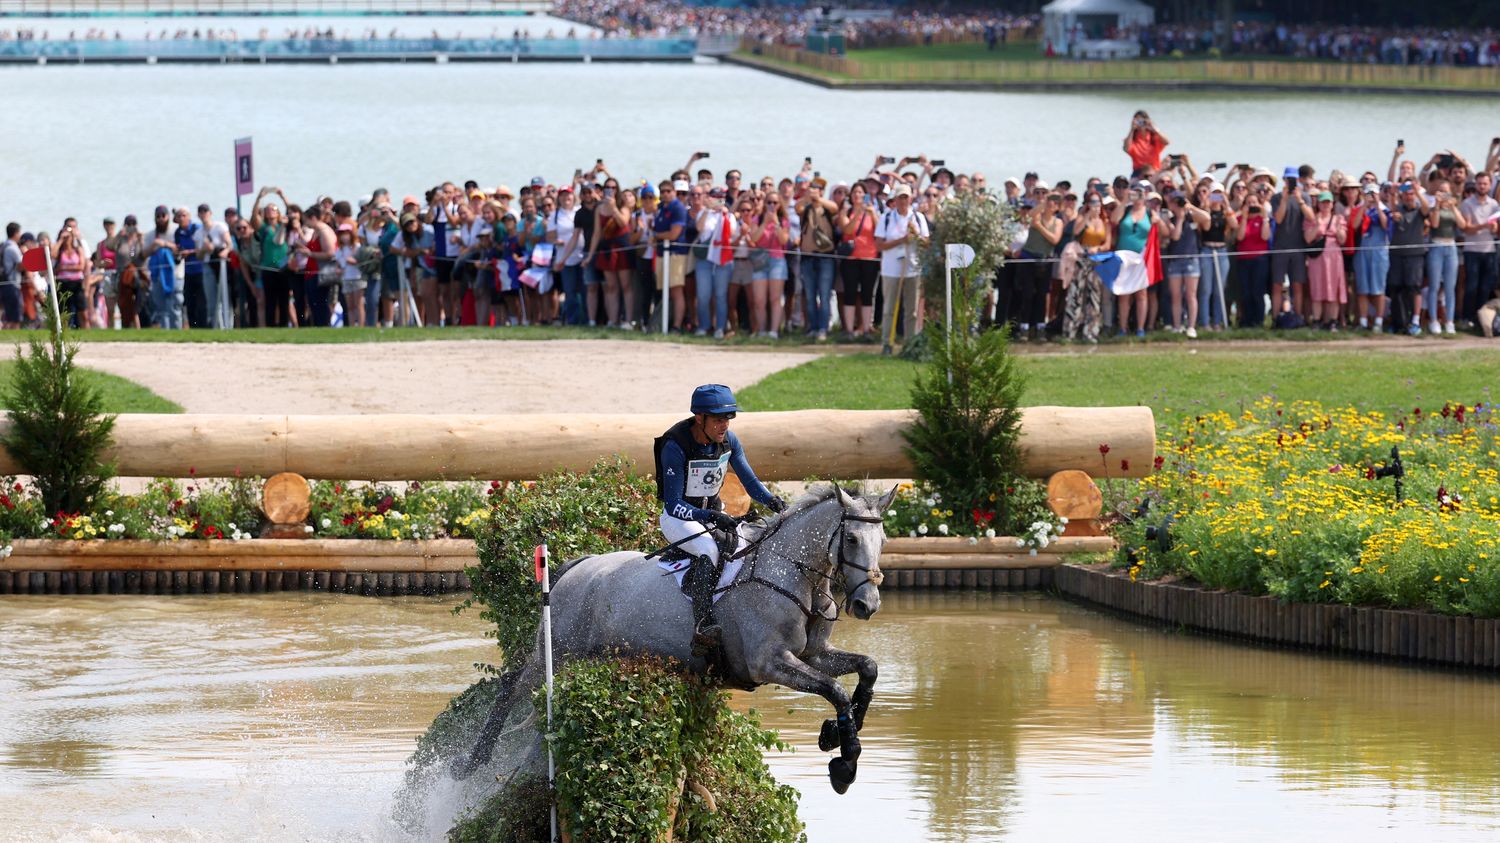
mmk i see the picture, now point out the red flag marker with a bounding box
[534,545,545,583]
[20,247,47,274]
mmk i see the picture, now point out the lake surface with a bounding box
[1,59,1496,244]
[2,590,1497,842]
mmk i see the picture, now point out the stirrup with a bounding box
[691,623,722,658]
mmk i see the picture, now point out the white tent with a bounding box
[1041,0,1155,59]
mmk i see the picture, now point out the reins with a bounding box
[717,505,885,623]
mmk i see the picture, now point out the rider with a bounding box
[654,384,785,653]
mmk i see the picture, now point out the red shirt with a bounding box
[1126,130,1167,174]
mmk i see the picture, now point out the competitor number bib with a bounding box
[685,453,730,498]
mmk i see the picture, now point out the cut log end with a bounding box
[1046,470,1103,521]
[262,472,311,525]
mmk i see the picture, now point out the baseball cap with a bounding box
[891,184,913,199]
[401,195,420,208]
[640,183,657,198]
[1361,183,1379,195]
[672,180,691,193]
[708,187,726,199]
[399,212,418,225]
[19,232,35,244]
[1317,191,1335,202]
[1024,171,1040,180]
[530,176,546,188]
[1147,191,1163,202]
[1004,177,1021,187]
[123,214,138,226]
[337,223,354,233]
[1282,166,1299,180]
[794,173,809,184]
[197,203,211,214]
[809,177,828,189]
[154,205,170,217]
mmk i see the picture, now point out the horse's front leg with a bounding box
[757,649,861,794]
[804,647,877,752]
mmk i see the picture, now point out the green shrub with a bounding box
[916,192,1015,306]
[462,457,661,672]
[1,304,115,515]
[545,657,804,843]
[902,272,1028,532]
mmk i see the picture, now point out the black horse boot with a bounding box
[686,554,721,659]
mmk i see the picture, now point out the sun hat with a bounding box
[494,185,514,198]
[1282,166,1299,180]
[1252,167,1275,182]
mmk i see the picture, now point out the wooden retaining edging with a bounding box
[0,536,1113,595]
[1054,564,1500,670]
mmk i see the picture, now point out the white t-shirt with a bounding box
[549,208,582,266]
[1461,195,1498,253]
[875,207,929,277]
[194,220,231,255]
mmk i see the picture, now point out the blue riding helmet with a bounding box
[690,384,739,416]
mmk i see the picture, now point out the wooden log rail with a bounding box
[0,408,1155,481]
[0,536,1115,573]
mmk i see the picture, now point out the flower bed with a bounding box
[1118,400,1500,617]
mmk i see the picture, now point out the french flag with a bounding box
[1089,228,1161,295]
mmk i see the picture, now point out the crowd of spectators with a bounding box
[4,120,1500,345]
[1137,22,1500,66]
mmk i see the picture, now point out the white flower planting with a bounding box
[937,523,949,535]
[320,518,332,529]
[0,545,11,559]
[985,528,996,539]
[917,524,929,535]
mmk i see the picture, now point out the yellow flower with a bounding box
[1319,580,1331,589]
[1433,575,1442,582]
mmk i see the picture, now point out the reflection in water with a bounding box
[1,592,1497,841]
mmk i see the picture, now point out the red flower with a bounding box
[1098,443,1111,456]
[1153,456,1165,472]
[1365,466,1376,481]
[971,508,995,526]
[189,466,197,477]
[1120,459,1130,472]
[1455,404,1466,424]
[333,484,343,495]
[1413,407,1423,417]
[1329,464,1342,473]
[13,483,21,492]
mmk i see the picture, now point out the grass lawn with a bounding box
[736,348,1499,421]
[0,360,182,414]
[849,42,1040,64]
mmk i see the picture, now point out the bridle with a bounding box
[721,504,885,623]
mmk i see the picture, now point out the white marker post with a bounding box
[41,251,63,339]
[218,259,233,328]
[535,544,558,843]
[943,243,976,385]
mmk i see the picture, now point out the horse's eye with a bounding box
[845,534,858,544]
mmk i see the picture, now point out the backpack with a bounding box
[802,203,835,253]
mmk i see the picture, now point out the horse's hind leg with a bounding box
[449,665,527,780]
[758,651,861,794]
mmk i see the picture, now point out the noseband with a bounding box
[833,512,886,589]
[723,505,886,622]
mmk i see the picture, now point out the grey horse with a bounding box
[451,484,896,794]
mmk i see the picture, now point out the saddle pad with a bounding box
[657,557,744,605]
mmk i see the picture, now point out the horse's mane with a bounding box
[778,482,864,520]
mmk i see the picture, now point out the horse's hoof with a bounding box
[828,757,857,794]
[818,718,840,752]
[449,755,478,781]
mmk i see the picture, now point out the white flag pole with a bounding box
[537,543,558,843]
[42,248,62,339]
[660,248,670,335]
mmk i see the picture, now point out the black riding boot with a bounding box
[686,553,722,658]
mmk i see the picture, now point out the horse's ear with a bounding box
[876,485,899,513]
[833,484,855,510]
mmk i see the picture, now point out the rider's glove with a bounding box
[710,511,740,533]
[766,497,787,514]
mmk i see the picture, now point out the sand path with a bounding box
[74,340,819,414]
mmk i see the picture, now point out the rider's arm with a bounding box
[659,439,719,523]
[725,432,778,508]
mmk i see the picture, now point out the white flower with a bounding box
[1038,536,1051,549]
[1029,548,1038,556]
[105,510,114,517]
[320,518,331,529]
[228,523,237,531]
[917,524,929,535]
[303,525,314,534]
[1058,516,1069,525]
[0,545,10,558]
[924,497,936,507]
[43,518,53,527]
[1015,538,1025,548]
[968,536,978,545]
[985,528,996,539]
[937,523,949,535]
[932,493,941,503]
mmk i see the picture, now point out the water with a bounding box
[2,590,1497,842]
[3,59,1498,244]
[0,14,588,40]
